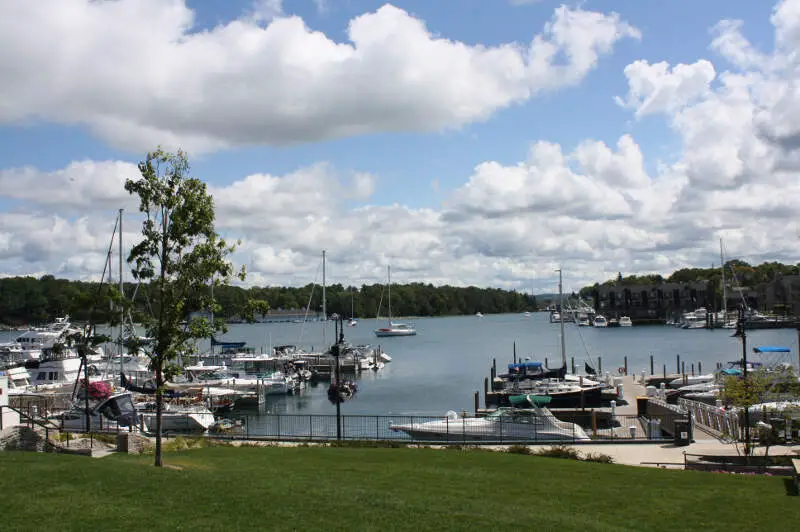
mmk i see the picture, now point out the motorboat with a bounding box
[389,395,590,442]
[475,312,484,318]
[592,315,608,328]
[50,392,138,432]
[136,401,216,433]
[619,316,633,327]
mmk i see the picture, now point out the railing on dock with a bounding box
[678,398,741,440]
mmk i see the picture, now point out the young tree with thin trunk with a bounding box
[125,148,241,467]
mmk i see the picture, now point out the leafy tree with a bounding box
[125,148,242,467]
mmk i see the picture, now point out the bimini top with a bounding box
[753,346,792,353]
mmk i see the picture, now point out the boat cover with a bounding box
[509,394,552,407]
[753,346,791,353]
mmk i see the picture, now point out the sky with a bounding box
[0,0,798,294]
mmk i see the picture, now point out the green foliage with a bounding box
[0,278,537,325]
[125,148,240,467]
[506,444,531,455]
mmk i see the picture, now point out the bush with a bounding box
[533,445,581,460]
[507,445,531,455]
[582,452,614,464]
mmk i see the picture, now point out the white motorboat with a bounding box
[668,374,715,388]
[475,312,484,318]
[592,315,608,328]
[137,402,216,433]
[389,396,590,442]
[50,392,139,432]
[619,316,633,327]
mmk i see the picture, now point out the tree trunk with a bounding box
[154,363,163,467]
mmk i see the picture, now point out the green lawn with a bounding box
[1,446,797,531]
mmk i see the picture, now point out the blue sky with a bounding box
[0,0,797,292]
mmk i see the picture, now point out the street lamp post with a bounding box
[738,305,751,458]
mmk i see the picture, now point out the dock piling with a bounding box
[681,361,685,377]
[691,363,695,376]
[649,354,654,375]
[698,361,702,374]
[598,357,602,374]
[513,342,516,364]
[624,356,628,376]
[474,391,479,414]
[571,357,575,374]
[483,378,488,409]
[663,364,666,379]
[676,354,680,374]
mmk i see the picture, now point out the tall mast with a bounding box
[720,238,727,319]
[118,208,124,379]
[322,250,327,344]
[322,250,327,321]
[559,269,566,366]
[388,265,392,324]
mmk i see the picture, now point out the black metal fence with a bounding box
[2,404,688,445]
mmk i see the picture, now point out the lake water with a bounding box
[4,313,798,417]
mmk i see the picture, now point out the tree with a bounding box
[125,148,242,467]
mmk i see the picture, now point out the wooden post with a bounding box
[691,363,695,376]
[545,357,548,367]
[490,364,495,381]
[698,361,702,374]
[624,356,628,376]
[598,357,602,374]
[663,364,666,378]
[513,342,517,364]
[571,357,575,374]
[649,354,654,376]
[492,358,496,377]
[483,378,488,409]
[676,354,680,374]
[474,391,479,414]
[681,361,685,376]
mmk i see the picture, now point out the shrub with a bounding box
[582,452,614,464]
[507,445,531,455]
[533,445,581,460]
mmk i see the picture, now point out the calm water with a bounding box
[4,313,798,416]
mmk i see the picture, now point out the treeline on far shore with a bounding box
[0,275,538,326]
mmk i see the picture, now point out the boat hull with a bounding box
[374,329,416,337]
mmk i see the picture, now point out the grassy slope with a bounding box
[1,447,797,531]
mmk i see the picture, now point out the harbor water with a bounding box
[3,312,798,419]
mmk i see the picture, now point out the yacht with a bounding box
[475,312,484,318]
[619,316,633,327]
[389,395,590,442]
[592,315,608,328]
[13,316,81,358]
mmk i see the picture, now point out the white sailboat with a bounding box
[374,265,416,337]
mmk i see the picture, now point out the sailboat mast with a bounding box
[720,238,727,319]
[388,265,392,324]
[557,268,566,367]
[322,250,327,321]
[118,209,124,379]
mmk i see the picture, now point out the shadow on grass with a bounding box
[783,478,799,497]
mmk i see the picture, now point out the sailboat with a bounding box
[374,265,416,337]
[348,288,358,327]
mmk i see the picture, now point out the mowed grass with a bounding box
[1,446,798,531]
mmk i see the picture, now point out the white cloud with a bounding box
[0,0,638,154]
[615,60,717,117]
[1,1,800,294]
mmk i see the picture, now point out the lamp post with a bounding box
[738,305,751,458]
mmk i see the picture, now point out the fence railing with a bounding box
[679,398,741,440]
[2,405,689,444]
